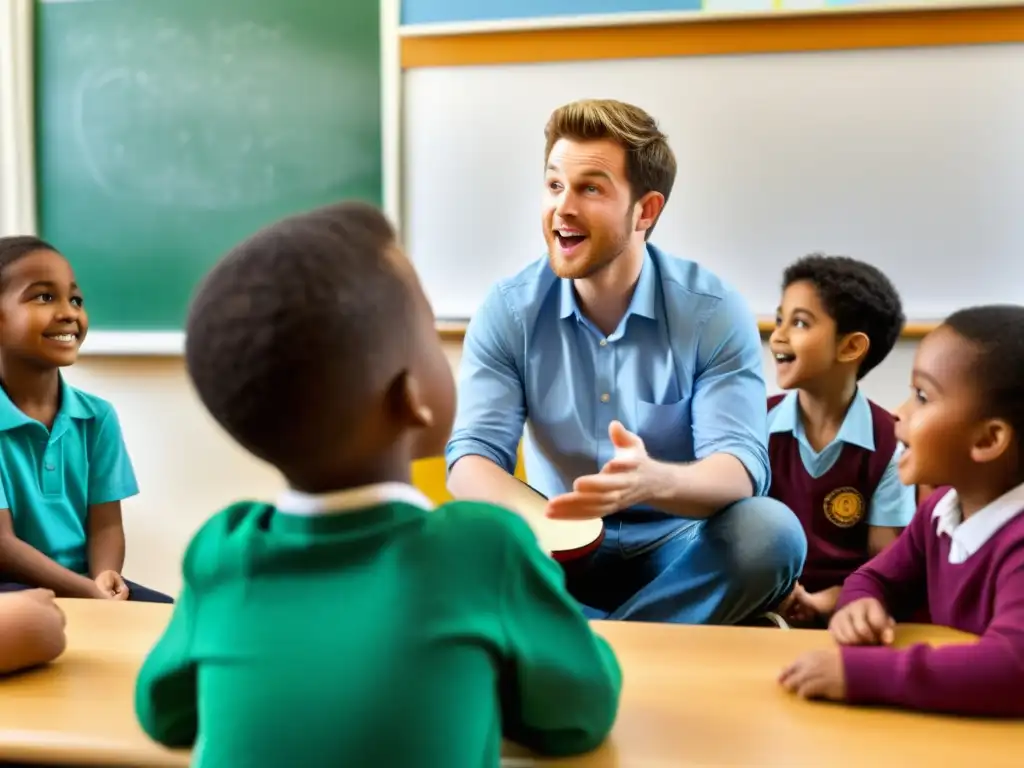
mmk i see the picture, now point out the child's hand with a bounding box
[778,584,813,624]
[0,589,67,673]
[21,587,61,609]
[6,588,66,626]
[781,583,839,624]
[26,589,66,628]
[829,598,894,646]
[94,570,129,601]
[778,648,846,701]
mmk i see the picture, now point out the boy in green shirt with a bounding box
[135,202,622,767]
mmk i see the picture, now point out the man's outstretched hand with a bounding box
[546,421,653,520]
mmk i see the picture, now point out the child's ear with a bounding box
[837,332,870,367]
[970,418,1014,465]
[387,369,435,429]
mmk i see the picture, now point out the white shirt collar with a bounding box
[276,482,434,517]
[932,481,1024,564]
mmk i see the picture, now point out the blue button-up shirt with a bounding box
[446,244,770,552]
[767,390,915,527]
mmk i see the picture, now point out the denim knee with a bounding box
[710,496,807,601]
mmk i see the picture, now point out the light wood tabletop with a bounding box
[0,599,1021,767]
[0,600,186,767]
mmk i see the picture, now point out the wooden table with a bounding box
[508,622,1024,767]
[0,600,185,767]
[0,600,1021,767]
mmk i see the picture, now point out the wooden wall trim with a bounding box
[401,5,1024,68]
[437,319,937,341]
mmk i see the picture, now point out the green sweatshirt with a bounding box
[135,491,621,767]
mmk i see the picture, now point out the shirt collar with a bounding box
[276,482,435,517]
[558,245,659,326]
[932,482,1024,563]
[0,376,94,432]
[768,389,875,451]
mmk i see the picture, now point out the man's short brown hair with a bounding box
[544,99,677,238]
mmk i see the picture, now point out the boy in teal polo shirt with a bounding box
[135,202,621,768]
[0,236,171,603]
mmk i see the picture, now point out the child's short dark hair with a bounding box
[783,254,905,379]
[184,201,412,474]
[944,305,1024,444]
[0,236,59,288]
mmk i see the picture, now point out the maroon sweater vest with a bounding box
[767,394,896,593]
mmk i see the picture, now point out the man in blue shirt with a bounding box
[446,98,806,625]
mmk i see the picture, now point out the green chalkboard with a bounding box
[35,0,381,333]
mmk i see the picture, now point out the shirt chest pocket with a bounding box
[635,398,691,460]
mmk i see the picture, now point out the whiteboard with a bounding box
[403,43,1024,321]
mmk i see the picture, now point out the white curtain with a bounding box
[0,0,37,236]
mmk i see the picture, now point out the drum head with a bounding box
[500,478,604,560]
[531,515,604,560]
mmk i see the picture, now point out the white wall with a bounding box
[73,336,915,597]
[404,44,1024,321]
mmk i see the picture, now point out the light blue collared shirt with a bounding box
[446,245,769,552]
[767,390,915,527]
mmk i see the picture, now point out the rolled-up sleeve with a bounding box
[445,285,526,476]
[690,290,771,495]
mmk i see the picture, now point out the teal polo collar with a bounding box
[0,376,96,432]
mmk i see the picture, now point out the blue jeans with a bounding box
[562,496,806,625]
[0,579,174,604]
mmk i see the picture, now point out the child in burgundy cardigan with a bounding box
[780,305,1024,718]
[768,255,915,626]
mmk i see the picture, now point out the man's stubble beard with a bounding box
[547,211,634,281]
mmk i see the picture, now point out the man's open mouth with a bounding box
[555,228,587,250]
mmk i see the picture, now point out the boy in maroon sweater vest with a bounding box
[780,305,1024,717]
[768,255,915,625]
